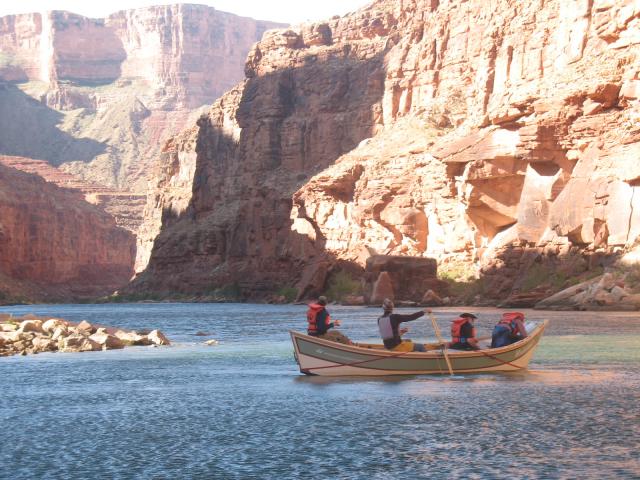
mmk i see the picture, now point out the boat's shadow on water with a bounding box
[293,370,533,385]
[292,368,617,386]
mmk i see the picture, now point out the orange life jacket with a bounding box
[497,312,524,335]
[451,317,476,344]
[307,303,330,335]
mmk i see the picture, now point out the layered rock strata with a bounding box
[0,5,284,192]
[135,0,640,306]
[0,155,145,232]
[0,163,135,300]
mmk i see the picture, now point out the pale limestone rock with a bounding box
[0,331,26,344]
[31,337,57,353]
[75,320,95,335]
[370,272,394,305]
[58,334,100,353]
[598,273,616,291]
[114,330,151,346]
[88,332,125,350]
[620,80,640,100]
[609,286,628,303]
[51,326,69,341]
[0,323,18,332]
[42,319,67,334]
[147,330,171,346]
[18,320,44,334]
[421,289,443,306]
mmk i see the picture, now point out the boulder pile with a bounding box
[0,314,171,357]
[535,273,640,311]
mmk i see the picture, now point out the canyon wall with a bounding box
[0,5,284,193]
[0,163,135,301]
[128,0,639,303]
[0,5,284,300]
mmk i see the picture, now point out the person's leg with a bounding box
[467,338,481,350]
[392,341,414,352]
[319,331,352,345]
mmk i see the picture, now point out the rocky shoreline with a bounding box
[0,314,170,357]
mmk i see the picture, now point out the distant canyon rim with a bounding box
[1,0,639,309]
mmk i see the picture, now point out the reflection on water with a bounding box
[0,303,639,479]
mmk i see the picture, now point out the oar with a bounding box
[428,311,454,376]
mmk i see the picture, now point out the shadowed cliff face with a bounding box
[0,4,285,301]
[134,0,640,303]
[0,84,107,164]
[0,164,135,302]
[131,43,388,295]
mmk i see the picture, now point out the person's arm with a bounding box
[515,319,528,338]
[391,311,425,324]
[391,311,425,336]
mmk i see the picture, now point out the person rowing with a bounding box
[377,298,430,352]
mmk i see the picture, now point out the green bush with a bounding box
[325,271,361,302]
[276,286,298,303]
[520,263,574,292]
[216,283,242,301]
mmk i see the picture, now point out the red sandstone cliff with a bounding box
[0,4,284,300]
[133,0,640,305]
[0,163,135,301]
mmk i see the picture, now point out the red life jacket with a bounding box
[307,303,330,335]
[451,317,476,344]
[498,312,524,334]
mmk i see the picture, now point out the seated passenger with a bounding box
[450,313,481,350]
[491,312,527,348]
[307,296,351,345]
[377,298,429,352]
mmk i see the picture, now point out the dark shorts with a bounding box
[449,342,474,351]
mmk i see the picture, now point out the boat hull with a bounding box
[291,321,547,376]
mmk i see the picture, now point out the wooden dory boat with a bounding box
[291,320,548,376]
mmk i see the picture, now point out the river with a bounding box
[0,303,638,479]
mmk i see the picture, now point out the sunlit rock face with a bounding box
[0,163,135,301]
[134,0,640,302]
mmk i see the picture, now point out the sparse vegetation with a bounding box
[438,262,477,283]
[275,286,298,303]
[325,271,361,302]
[520,263,605,293]
[613,262,640,293]
[214,283,243,301]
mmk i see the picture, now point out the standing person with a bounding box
[378,298,429,352]
[491,312,528,348]
[450,313,481,350]
[307,296,351,344]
